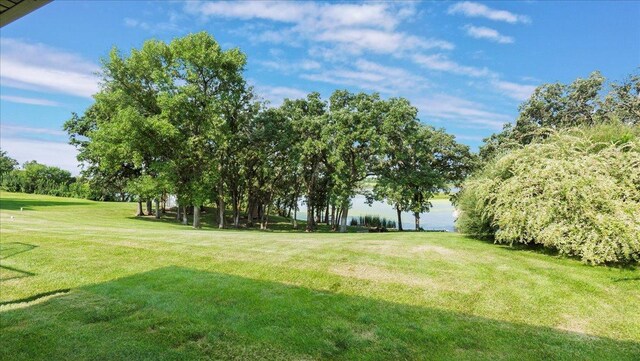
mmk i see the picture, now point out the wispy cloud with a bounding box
[464,25,514,44]
[187,2,403,30]
[253,84,309,106]
[0,38,99,98]
[185,2,453,55]
[0,95,61,107]
[412,54,493,78]
[448,2,531,24]
[302,59,429,95]
[123,17,181,34]
[0,124,67,138]
[416,94,511,130]
[453,134,485,142]
[258,59,322,74]
[492,80,538,101]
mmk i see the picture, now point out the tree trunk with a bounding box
[182,206,188,225]
[261,203,270,230]
[176,204,182,221]
[218,180,225,229]
[218,198,225,229]
[246,198,254,227]
[232,192,240,228]
[324,202,330,224]
[154,198,161,219]
[414,212,420,231]
[136,201,143,217]
[293,206,298,229]
[396,205,403,231]
[330,204,336,227]
[146,200,152,215]
[339,205,349,233]
[306,204,315,232]
[193,205,201,229]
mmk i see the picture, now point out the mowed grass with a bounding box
[0,192,639,360]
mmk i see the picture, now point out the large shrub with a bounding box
[457,124,640,264]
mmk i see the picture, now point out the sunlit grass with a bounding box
[1,191,638,360]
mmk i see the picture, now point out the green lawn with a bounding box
[1,191,638,360]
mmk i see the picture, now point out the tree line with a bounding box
[0,153,112,200]
[63,32,473,232]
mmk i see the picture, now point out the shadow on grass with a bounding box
[0,198,89,211]
[0,264,35,282]
[0,242,38,281]
[0,289,69,306]
[1,266,638,360]
[613,277,640,282]
[0,242,37,260]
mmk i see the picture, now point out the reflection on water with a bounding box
[297,194,457,231]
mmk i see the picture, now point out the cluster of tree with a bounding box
[480,71,639,162]
[65,32,473,232]
[457,72,640,264]
[0,152,86,199]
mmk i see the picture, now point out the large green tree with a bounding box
[371,98,420,231]
[328,91,385,232]
[67,32,248,228]
[375,124,473,230]
[283,93,329,232]
[480,71,640,161]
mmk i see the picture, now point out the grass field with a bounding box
[1,191,639,360]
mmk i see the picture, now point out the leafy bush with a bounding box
[457,124,640,264]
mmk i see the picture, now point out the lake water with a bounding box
[296,194,457,231]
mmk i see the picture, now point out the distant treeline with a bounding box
[0,154,126,201]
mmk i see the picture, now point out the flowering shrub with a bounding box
[457,124,640,264]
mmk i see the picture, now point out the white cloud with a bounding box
[258,59,322,73]
[314,28,453,55]
[253,85,308,106]
[123,17,181,33]
[0,124,66,138]
[464,25,514,44]
[448,2,531,24]
[188,2,403,30]
[0,95,61,107]
[185,2,452,55]
[0,38,99,98]
[453,134,484,142]
[301,59,429,94]
[412,54,493,77]
[0,138,80,175]
[416,94,511,129]
[492,80,538,101]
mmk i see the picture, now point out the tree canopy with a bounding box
[480,71,640,161]
[64,32,473,231]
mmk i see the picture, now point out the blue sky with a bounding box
[1,1,639,174]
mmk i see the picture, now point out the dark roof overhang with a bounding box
[1,0,51,28]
